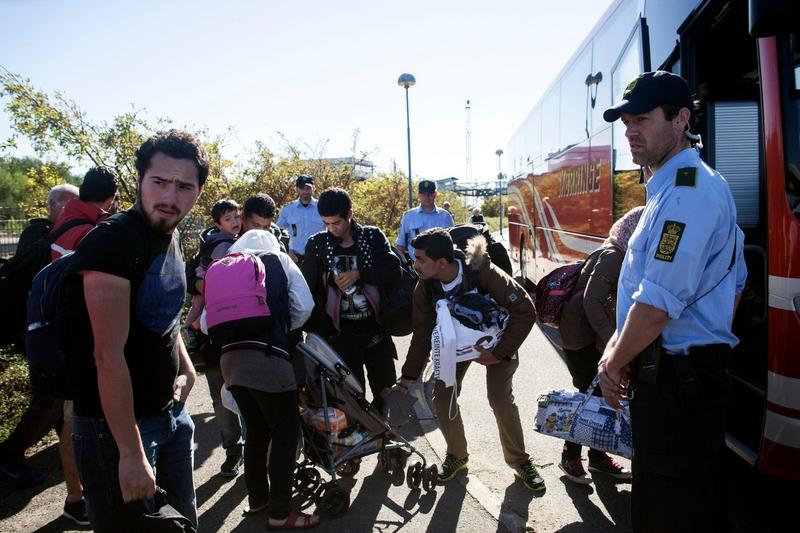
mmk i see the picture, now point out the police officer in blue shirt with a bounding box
[276,175,325,264]
[396,180,454,260]
[598,72,746,532]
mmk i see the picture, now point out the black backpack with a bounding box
[0,218,92,348]
[185,227,236,296]
[380,246,419,337]
[25,253,77,398]
[25,213,146,398]
[448,223,513,276]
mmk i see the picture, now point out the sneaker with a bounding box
[559,457,592,485]
[588,453,632,480]
[0,462,45,488]
[438,454,468,482]
[514,459,546,492]
[219,455,243,478]
[63,498,90,526]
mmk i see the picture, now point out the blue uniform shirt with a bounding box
[396,206,454,260]
[276,198,325,256]
[616,148,745,354]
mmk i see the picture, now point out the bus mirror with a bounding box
[749,0,799,37]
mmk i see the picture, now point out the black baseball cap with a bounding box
[603,71,693,123]
[418,180,436,193]
[295,175,314,187]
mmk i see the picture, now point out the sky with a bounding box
[0,0,616,183]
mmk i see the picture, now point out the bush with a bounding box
[0,347,32,442]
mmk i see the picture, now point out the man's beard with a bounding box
[134,197,182,234]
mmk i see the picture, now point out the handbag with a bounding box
[110,487,197,532]
[533,375,633,459]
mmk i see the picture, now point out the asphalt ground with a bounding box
[0,366,501,533]
[0,323,631,533]
[1,231,795,532]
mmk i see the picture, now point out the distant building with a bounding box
[306,157,375,180]
[435,177,459,191]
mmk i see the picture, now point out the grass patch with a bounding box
[0,347,32,442]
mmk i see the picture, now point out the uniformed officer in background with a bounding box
[276,175,325,265]
[598,71,746,532]
[396,180,454,260]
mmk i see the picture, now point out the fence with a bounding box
[0,212,27,259]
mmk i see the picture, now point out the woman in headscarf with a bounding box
[556,206,644,485]
[201,229,319,530]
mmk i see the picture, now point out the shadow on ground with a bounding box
[0,442,63,520]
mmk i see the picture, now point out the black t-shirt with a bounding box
[64,209,186,419]
[332,243,375,323]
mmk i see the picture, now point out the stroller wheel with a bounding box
[319,485,350,518]
[406,462,423,489]
[294,466,321,496]
[336,458,361,477]
[422,464,438,492]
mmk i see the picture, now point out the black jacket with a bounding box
[301,221,401,337]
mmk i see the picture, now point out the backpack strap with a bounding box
[47,218,95,244]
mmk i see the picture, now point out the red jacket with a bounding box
[50,199,108,260]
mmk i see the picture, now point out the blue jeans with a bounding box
[205,367,245,457]
[72,402,197,533]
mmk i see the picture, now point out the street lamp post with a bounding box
[496,149,504,237]
[398,73,416,209]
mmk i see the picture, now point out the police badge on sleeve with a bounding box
[654,220,685,262]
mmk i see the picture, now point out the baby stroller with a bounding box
[294,333,437,517]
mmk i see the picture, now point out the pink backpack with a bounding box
[204,252,271,329]
[534,249,602,326]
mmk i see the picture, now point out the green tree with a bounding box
[0,156,80,218]
[481,194,507,218]
[0,70,400,243]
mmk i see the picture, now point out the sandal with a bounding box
[266,509,320,530]
[242,502,269,516]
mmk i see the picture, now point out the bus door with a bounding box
[679,0,768,465]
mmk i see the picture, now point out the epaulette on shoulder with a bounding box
[675,167,697,187]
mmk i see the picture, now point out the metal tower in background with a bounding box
[465,99,472,182]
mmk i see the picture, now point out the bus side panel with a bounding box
[758,36,800,480]
[528,139,613,280]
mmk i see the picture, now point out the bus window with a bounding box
[560,46,592,147]
[610,25,647,220]
[527,108,542,170]
[541,88,560,160]
[590,0,639,135]
[612,29,643,172]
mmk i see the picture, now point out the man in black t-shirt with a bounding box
[65,130,207,532]
[301,188,402,414]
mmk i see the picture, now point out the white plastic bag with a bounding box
[432,299,459,387]
[220,383,241,416]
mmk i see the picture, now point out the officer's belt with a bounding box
[639,344,731,385]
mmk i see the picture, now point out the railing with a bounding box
[0,218,28,259]
[437,181,508,197]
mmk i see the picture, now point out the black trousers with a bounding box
[0,391,63,465]
[629,349,731,533]
[562,344,605,461]
[333,323,397,412]
[228,387,299,520]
